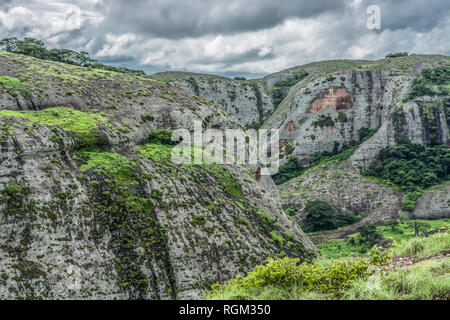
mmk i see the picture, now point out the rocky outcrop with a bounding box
[0,52,317,300]
[151,72,275,129]
[278,162,403,231]
[152,55,450,238]
[410,183,450,219]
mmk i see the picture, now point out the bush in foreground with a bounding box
[205,232,449,300]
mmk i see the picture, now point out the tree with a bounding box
[409,221,431,237]
[357,223,383,245]
[0,37,147,77]
[272,156,304,185]
[303,200,339,232]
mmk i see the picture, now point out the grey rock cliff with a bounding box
[0,52,317,300]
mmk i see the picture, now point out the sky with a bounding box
[0,0,449,78]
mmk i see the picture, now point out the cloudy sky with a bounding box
[0,0,449,77]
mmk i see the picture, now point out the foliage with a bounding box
[317,219,449,260]
[206,257,371,299]
[310,127,379,166]
[363,142,449,210]
[405,65,450,102]
[336,112,348,123]
[272,156,305,185]
[401,191,423,211]
[206,229,449,300]
[0,107,109,147]
[79,152,137,185]
[385,52,409,59]
[0,183,30,218]
[186,77,200,96]
[302,200,339,232]
[358,127,379,142]
[0,76,29,97]
[148,129,179,145]
[357,223,384,246]
[0,37,146,77]
[394,231,449,259]
[318,219,449,259]
[204,164,245,200]
[343,258,449,300]
[312,115,334,129]
[408,221,432,237]
[272,70,309,108]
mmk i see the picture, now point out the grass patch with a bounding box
[343,258,449,300]
[79,151,137,185]
[0,107,109,146]
[317,219,449,259]
[0,75,29,97]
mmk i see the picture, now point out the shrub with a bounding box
[363,142,449,211]
[385,52,409,58]
[357,223,384,246]
[207,257,371,299]
[303,200,339,232]
[272,156,304,185]
[148,129,178,145]
[272,70,309,108]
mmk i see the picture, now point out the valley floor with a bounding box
[205,219,450,300]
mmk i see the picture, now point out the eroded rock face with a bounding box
[278,162,403,241]
[310,87,353,114]
[152,55,450,239]
[258,55,450,168]
[410,183,450,219]
[152,73,275,129]
[0,52,318,300]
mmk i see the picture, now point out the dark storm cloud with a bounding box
[0,0,449,76]
[99,0,347,39]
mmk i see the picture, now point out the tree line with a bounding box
[0,37,146,77]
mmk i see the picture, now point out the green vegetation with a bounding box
[0,75,29,97]
[310,127,379,166]
[405,65,450,102]
[272,70,309,108]
[274,128,379,186]
[317,219,449,259]
[206,230,449,300]
[0,107,109,147]
[385,52,409,59]
[204,164,244,200]
[272,156,305,185]
[363,142,449,210]
[79,152,137,185]
[401,65,450,144]
[0,183,30,218]
[0,37,146,77]
[394,230,449,259]
[148,129,179,145]
[336,112,348,123]
[139,130,244,200]
[312,114,334,129]
[206,253,380,300]
[303,201,339,232]
[186,77,200,96]
[302,200,360,233]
